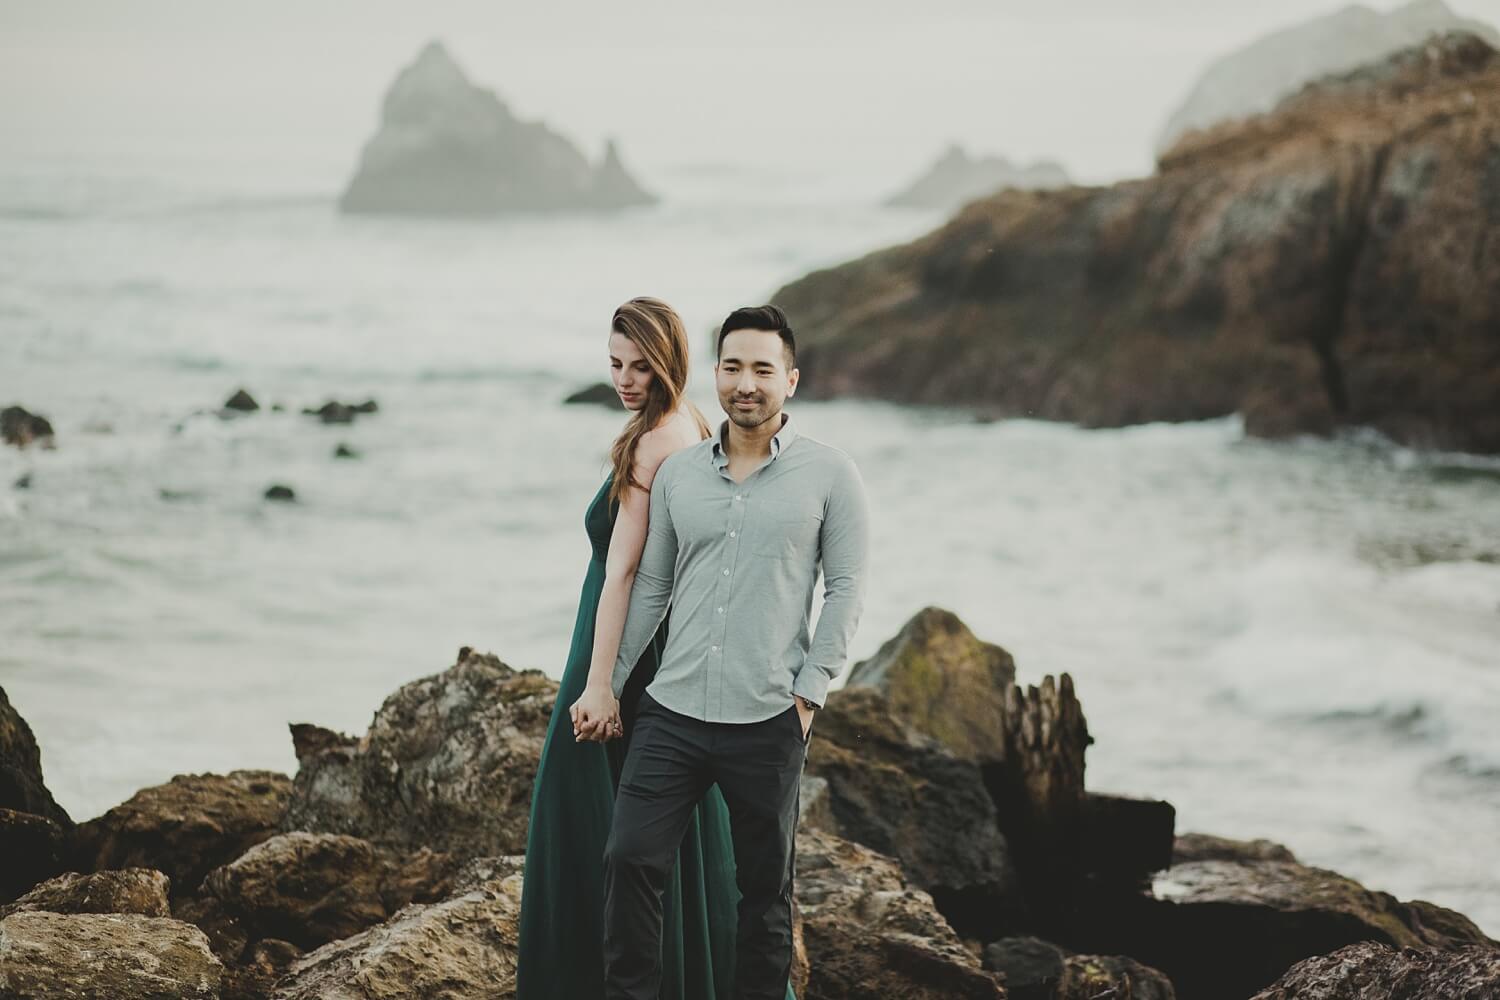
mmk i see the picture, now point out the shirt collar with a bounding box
[711,412,797,469]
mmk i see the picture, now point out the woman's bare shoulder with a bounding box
[643,410,704,455]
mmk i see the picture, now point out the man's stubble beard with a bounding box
[722,395,783,430]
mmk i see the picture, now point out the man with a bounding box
[587,304,870,1000]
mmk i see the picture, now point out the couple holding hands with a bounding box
[516,298,870,1000]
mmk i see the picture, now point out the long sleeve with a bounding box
[611,463,679,698]
[793,455,870,707]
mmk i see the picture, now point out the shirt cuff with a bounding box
[792,668,831,710]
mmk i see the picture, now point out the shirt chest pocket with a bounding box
[750,498,821,560]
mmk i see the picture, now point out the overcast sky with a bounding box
[4,0,1499,190]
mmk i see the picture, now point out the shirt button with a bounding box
[734,494,742,501]
[722,568,730,576]
[711,645,719,653]
[716,606,724,614]
[729,530,737,537]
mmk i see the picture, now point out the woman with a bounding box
[515,297,795,1000]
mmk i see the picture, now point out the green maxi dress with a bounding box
[515,473,796,1000]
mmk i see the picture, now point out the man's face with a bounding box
[715,329,798,429]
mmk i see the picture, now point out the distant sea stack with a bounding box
[885,144,1069,212]
[772,34,1500,454]
[1156,0,1499,156]
[339,41,656,215]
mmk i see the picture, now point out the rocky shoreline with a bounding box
[773,33,1500,455]
[2,608,1496,999]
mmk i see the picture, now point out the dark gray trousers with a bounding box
[603,691,807,1000]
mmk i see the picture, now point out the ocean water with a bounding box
[3,150,1499,936]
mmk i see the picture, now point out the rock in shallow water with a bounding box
[563,381,625,408]
[0,406,55,449]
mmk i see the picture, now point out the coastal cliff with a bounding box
[774,33,1500,453]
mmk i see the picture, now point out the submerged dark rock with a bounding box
[223,389,259,413]
[263,484,296,502]
[564,381,625,409]
[301,398,378,424]
[1,405,55,449]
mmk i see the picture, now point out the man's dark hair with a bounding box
[716,305,796,369]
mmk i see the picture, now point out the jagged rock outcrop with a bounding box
[199,832,388,951]
[1173,831,1297,864]
[984,936,1176,1000]
[796,828,1006,999]
[807,685,1028,940]
[1069,854,1500,999]
[1248,940,1500,999]
[843,606,1016,763]
[280,646,557,859]
[68,770,292,899]
[775,33,1500,454]
[340,41,655,215]
[0,808,67,902]
[886,144,1069,212]
[1156,0,1499,155]
[270,855,526,1000]
[830,608,1163,940]
[0,686,70,827]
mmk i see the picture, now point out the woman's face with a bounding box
[609,331,656,411]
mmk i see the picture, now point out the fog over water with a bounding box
[8,0,1500,190]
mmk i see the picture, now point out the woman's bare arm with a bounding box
[571,421,694,740]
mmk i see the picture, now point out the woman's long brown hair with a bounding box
[608,297,711,508]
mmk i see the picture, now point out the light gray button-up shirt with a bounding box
[611,412,870,723]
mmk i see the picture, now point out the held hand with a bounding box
[571,684,623,743]
[794,695,815,741]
